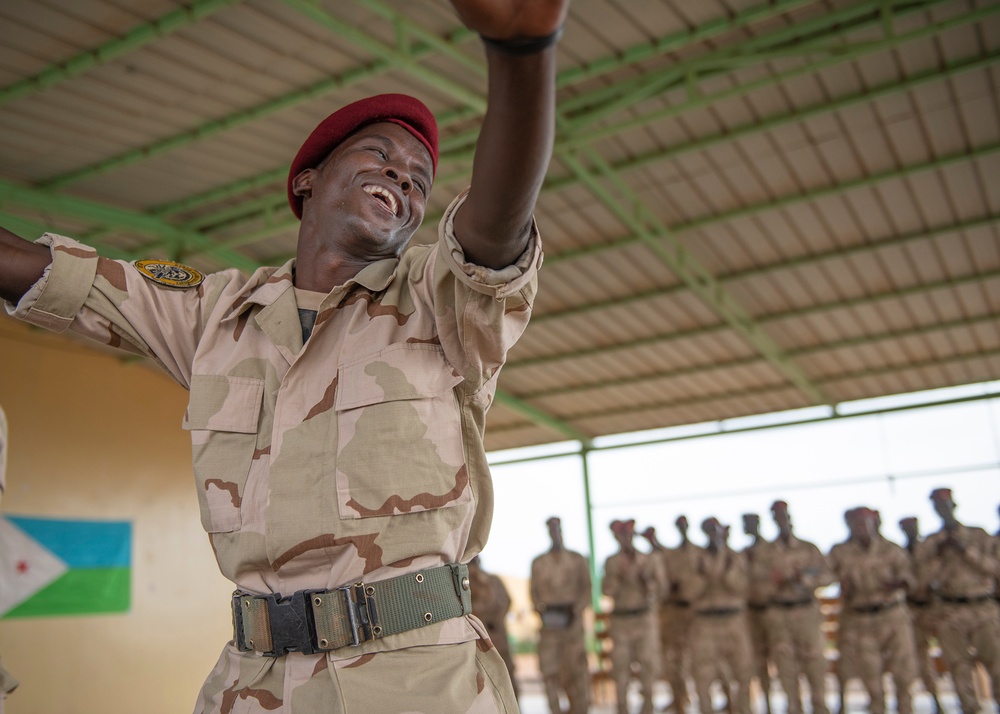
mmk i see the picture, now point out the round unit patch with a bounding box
[133,259,204,288]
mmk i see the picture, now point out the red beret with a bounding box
[930,487,952,502]
[287,93,439,219]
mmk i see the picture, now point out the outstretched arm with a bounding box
[0,228,52,305]
[449,0,568,269]
[0,228,52,303]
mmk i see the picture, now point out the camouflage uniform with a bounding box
[530,547,592,714]
[828,536,918,714]
[685,545,753,714]
[743,537,774,709]
[764,535,833,714]
[602,548,661,714]
[8,192,540,714]
[922,524,1000,714]
[902,536,942,706]
[0,406,18,713]
[470,560,518,700]
[659,542,700,711]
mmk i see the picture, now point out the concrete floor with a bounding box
[514,675,991,714]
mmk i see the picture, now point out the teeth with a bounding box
[364,185,398,216]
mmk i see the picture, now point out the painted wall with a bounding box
[0,316,234,714]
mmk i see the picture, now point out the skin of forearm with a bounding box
[0,228,52,304]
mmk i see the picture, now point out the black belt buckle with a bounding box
[337,582,382,646]
[233,590,322,657]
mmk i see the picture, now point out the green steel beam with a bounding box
[510,267,1000,379]
[556,0,822,90]
[562,145,831,404]
[554,3,1000,155]
[522,313,1000,401]
[491,390,593,445]
[533,214,1000,328]
[178,44,1000,263]
[539,348,1000,426]
[0,179,259,271]
[278,0,487,113]
[0,0,243,107]
[546,139,1000,270]
[560,0,946,129]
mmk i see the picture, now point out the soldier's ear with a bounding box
[291,169,316,198]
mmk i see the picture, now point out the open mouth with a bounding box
[363,184,399,217]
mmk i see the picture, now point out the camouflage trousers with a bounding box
[907,601,940,700]
[746,606,772,701]
[537,623,590,714]
[845,604,917,714]
[609,610,660,714]
[690,610,753,714]
[658,602,693,709]
[765,602,830,714]
[936,599,1000,714]
[193,637,518,713]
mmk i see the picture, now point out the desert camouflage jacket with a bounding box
[9,193,541,658]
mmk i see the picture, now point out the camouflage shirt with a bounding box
[921,523,1000,599]
[827,536,914,609]
[530,548,592,615]
[8,193,540,665]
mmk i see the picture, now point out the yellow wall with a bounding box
[0,316,234,713]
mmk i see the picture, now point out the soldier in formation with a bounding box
[922,487,1000,714]
[642,516,698,713]
[828,508,917,714]
[602,519,661,714]
[765,500,833,714]
[685,518,753,714]
[742,513,774,714]
[468,556,518,700]
[898,516,944,713]
[530,516,592,714]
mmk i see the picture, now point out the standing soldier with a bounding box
[899,516,944,713]
[743,513,774,714]
[766,500,834,714]
[656,515,700,713]
[829,508,918,714]
[685,518,753,714]
[923,488,1000,714]
[828,509,864,713]
[530,516,592,714]
[602,519,661,714]
[468,556,519,701]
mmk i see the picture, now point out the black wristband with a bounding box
[480,26,564,56]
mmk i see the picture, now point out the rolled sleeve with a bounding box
[5,233,98,333]
[437,190,543,298]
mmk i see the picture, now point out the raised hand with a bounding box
[449,0,569,40]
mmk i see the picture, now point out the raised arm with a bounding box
[0,227,52,305]
[449,0,568,269]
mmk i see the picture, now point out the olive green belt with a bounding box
[232,563,472,657]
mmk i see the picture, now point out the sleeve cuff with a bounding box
[437,190,543,299]
[5,233,99,332]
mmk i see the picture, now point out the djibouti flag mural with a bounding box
[0,515,131,618]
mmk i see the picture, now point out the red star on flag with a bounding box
[16,560,29,574]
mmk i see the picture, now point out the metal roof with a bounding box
[2,0,998,451]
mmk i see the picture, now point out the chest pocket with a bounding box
[334,343,469,520]
[182,374,264,533]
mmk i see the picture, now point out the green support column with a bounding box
[581,445,602,614]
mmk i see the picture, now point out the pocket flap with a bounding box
[182,375,264,433]
[336,343,463,411]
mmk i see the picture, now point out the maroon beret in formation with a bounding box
[287,93,439,219]
[930,487,953,502]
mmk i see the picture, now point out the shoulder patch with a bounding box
[132,259,204,288]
